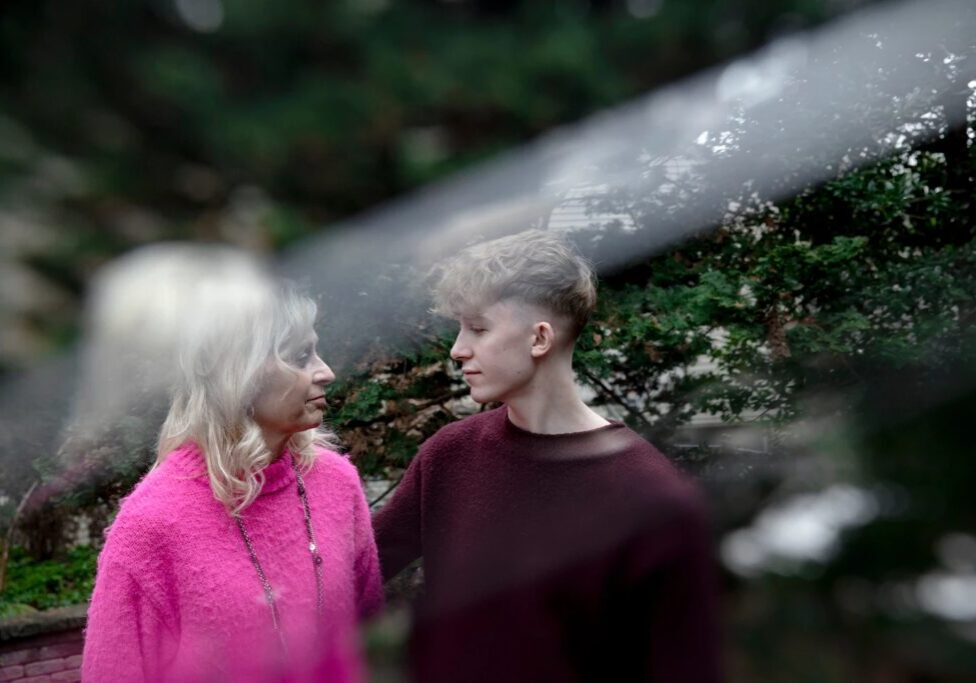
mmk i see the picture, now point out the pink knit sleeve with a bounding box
[82,557,176,682]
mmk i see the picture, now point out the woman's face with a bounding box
[251,331,335,452]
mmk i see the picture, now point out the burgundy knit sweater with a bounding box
[373,406,722,682]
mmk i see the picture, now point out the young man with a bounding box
[373,230,722,682]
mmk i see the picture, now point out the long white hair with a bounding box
[150,250,338,513]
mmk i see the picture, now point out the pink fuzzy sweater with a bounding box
[82,444,383,682]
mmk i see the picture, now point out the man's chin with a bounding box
[469,390,495,405]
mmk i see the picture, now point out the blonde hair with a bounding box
[432,229,597,335]
[156,269,338,514]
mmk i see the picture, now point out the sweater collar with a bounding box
[166,442,298,496]
[498,407,635,461]
[259,450,299,494]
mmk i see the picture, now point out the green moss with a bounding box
[0,546,97,617]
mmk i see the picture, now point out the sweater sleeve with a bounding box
[82,556,176,682]
[352,476,384,619]
[371,447,425,582]
[616,491,724,683]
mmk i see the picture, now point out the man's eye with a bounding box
[471,327,486,334]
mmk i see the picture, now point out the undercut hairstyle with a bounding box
[156,268,338,514]
[432,229,597,336]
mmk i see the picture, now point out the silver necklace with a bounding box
[235,457,324,655]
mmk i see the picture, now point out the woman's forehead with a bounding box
[284,327,318,346]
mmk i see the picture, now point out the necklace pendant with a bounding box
[236,456,325,653]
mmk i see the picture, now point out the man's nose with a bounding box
[450,334,471,361]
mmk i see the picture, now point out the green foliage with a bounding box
[327,333,459,478]
[570,134,976,444]
[0,0,874,376]
[0,546,97,617]
[333,379,399,425]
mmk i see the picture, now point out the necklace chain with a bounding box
[235,457,324,655]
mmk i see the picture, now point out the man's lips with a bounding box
[307,395,327,406]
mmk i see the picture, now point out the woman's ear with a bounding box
[530,321,554,358]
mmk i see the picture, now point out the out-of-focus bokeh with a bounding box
[1,1,975,681]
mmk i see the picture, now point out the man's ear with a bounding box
[530,321,554,358]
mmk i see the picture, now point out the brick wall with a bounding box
[0,606,85,683]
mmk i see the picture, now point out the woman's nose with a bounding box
[312,357,336,385]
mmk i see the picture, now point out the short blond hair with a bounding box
[432,229,597,335]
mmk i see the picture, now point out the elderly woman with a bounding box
[81,257,382,682]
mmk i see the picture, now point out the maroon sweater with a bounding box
[373,407,722,682]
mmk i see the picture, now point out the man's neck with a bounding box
[505,366,609,434]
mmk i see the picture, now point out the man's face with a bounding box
[450,299,539,404]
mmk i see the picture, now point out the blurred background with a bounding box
[1,0,975,681]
